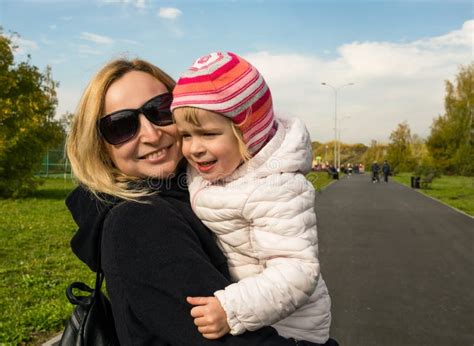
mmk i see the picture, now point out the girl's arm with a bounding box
[102,198,295,345]
[214,174,321,335]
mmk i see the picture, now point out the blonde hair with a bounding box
[66,58,176,201]
[173,107,251,161]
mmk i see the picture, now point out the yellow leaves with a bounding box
[0,33,63,197]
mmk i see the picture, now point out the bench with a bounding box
[420,173,435,189]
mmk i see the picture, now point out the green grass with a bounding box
[0,178,95,345]
[0,172,333,345]
[305,170,335,192]
[6,172,467,344]
[393,173,474,216]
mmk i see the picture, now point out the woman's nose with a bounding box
[138,114,161,143]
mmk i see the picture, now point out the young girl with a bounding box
[171,52,333,344]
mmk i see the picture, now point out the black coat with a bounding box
[66,171,295,346]
[371,163,380,173]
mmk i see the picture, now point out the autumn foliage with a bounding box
[0,33,64,197]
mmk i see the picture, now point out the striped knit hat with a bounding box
[171,52,275,155]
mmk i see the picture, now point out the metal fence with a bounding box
[36,148,72,178]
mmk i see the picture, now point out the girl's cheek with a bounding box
[182,143,191,158]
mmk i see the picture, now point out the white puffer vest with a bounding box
[187,116,331,343]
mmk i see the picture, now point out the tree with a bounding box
[410,134,426,167]
[311,141,369,167]
[386,121,416,173]
[0,31,63,197]
[58,111,75,135]
[361,140,387,167]
[338,143,368,166]
[427,63,474,176]
[312,141,335,164]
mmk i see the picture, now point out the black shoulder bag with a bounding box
[59,223,119,345]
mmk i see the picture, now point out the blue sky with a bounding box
[1,0,472,144]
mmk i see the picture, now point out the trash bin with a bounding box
[415,176,420,189]
[333,172,339,180]
[411,176,420,188]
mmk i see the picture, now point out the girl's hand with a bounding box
[187,296,230,339]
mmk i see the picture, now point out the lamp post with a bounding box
[321,82,354,170]
[338,115,351,170]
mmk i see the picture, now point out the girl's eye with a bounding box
[204,133,217,137]
[180,133,191,139]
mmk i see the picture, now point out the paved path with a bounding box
[315,174,474,346]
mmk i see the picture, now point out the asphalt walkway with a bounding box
[316,174,474,346]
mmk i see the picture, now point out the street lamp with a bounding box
[338,116,351,170]
[321,82,354,170]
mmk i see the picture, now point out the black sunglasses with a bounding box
[98,93,174,145]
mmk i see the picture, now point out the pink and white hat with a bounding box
[171,52,275,155]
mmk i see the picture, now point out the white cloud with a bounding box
[135,0,145,9]
[77,44,103,56]
[120,39,141,45]
[158,7,183,37]
[158,7,182,20]
[418,20,473,48]
[9,36,39,55]
[80,32,114,45]
[98,0,146,9]
[40,35,54,45]
[169,26,184,38]
[50,53,67,65]
[244,20,473,144]
[49,24,57,30]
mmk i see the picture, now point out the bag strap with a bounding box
[94,268,105,292]
[93,201,116,293]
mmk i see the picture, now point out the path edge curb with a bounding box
[394,181,474,220]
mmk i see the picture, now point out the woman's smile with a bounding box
[104,71,182,178]
[139,144,173,162]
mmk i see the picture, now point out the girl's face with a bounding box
[104,71,182,179]
[174,109,243,182]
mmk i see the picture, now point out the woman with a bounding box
[65,58,318,345]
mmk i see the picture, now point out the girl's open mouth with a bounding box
[196,160,217,173]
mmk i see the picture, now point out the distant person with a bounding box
[347,163,353,176]
[328,164,339,180]
[382,160,391,183]
[371,161,380,183]
[171,52,335,344]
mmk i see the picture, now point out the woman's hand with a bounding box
[187,296,230,339]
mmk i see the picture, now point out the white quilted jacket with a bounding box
[187,116,331,343]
